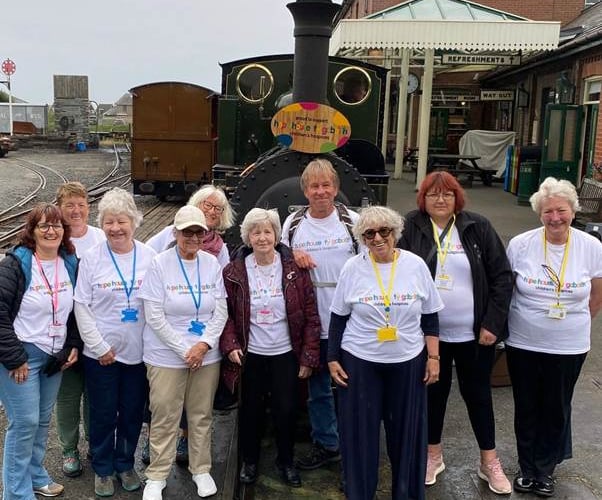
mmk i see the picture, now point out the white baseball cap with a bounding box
[173,205,208,231]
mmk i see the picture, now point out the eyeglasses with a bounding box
[362,227,393,240]
[201,200,224,214]
[425,192,455,200]
[182,228,207,239]
[37,223,64,232]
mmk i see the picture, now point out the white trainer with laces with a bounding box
[142,479,166,500]
[192,473,217,498]
[478,457,512,495]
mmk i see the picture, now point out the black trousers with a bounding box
[506,345,586,481]
[337,350,427,500]
[239,351,299,466]
[427,340,496,450]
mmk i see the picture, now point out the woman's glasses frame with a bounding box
[425,192,455,201]
[37,223,64,233]
[362,227,393,240]
[201,200,224,214]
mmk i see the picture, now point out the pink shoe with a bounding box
[478,457,512,495]
[425,452,445,486]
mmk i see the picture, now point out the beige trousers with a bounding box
[145,362,220,480]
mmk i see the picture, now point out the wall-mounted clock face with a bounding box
[407,72,419,94]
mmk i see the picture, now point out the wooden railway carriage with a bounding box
[130,82,218,199]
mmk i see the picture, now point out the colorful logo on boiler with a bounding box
[271,102,351,153]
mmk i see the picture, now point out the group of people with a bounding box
[0,159,599,500]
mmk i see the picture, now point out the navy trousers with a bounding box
[337,350,427,500]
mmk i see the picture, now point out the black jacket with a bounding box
[398,210,513,341]
[0,248,81,370]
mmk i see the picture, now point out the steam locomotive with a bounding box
[131,0,390,245]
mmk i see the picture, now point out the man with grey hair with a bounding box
[281,158,359,470]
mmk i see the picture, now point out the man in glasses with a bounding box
[55,182,106,478]
[281,158,359,471]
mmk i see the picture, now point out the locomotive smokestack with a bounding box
[287,0,341,104]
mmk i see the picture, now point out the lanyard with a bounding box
[431,215,455,270]
[542,228,570,304]
[176,248,202,320]
[253,254,277,307]
[107,241,137,308]
[34,253,59,322]
[369,250,398,325]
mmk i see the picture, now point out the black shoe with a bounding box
[296,443,341,470]
[514,475,536,493]
[534,477,555,497]
[239,463,258,484]
[276,463,301,488]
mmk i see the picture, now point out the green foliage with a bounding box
[0,90,8,103]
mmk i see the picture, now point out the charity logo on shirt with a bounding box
[165,282,217,294]
[519,274,587,294]
[250,285,283,300]
[30,279,72,293]
[93,278,144,291]
[292,234,352,252]
[358,291,420,306]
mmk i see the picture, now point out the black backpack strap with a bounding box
[334,202,359,254]
[287,206,309,245]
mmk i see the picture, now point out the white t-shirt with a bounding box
[71,225,106,257]
[282,208,359,339]
[14,258,74,355]
[506,227,602,354]
[245,253,291,356]
[435,226,475,342]
[330,250,444,363]
[74,241,156,364]
[146,224,229,268]
[139,247,226,368]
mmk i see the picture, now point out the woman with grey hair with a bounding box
[220,208,320,488]
[74,188,156,497]
[506,177,602,497]
[328,205,443,500]
[139,205,228,500]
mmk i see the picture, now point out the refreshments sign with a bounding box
[271,102,351,154]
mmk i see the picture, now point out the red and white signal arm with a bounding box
[1,59,16,76]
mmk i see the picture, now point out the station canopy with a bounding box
[330,0,560,54]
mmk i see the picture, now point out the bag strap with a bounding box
[425,216,454,266]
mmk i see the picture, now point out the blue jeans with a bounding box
[84,356,146,477]
[0,342,63,500]
[307,339,339,450]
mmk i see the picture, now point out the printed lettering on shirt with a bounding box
[520,275,587,293]
[358,291,421,306]
[93,278,144,291]
[292,235,352,252]
[29,279,72,293]
[165,283,217,294]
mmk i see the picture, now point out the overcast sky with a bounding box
[2,0,341,105]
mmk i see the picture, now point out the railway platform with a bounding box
[0,170,600,499]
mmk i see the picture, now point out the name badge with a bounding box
[188,320,206,336]
[48,323,66,338]
[376,325,398,342]
[121,308,139,323]
[257,309,274,325]
[547,304,567,320]
[435,274,453,290]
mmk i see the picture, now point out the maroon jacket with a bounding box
[219,243,321,393]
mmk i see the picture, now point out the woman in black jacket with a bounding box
[398,172,513,495]
[0,203,80,499]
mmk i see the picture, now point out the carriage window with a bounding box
[236,64,274,103]
[334,67,371,105]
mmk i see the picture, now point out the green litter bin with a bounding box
[517,160,540,206]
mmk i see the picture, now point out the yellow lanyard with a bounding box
[542,228,570,304]
[431,215,455,270]
[369,250,398,325]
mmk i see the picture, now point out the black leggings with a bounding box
[427,340,496,450]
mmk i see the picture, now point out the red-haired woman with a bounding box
[0,203,80,499]
[398,172,514,495]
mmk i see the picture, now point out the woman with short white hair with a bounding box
[74,188,156,497]
[140,205,228,500]
[328,205,443,500]
[220,208,320,488]
[506,177,602,497]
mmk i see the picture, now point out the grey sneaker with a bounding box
[33,482,64,497]
[117,469,141,492]
[94,475,115,497]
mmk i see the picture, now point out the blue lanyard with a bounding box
[107,241,137,308]
[176,248,202,320]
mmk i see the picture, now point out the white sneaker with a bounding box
[143,480,166,500]
[192,473,217,497]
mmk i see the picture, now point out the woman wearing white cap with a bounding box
[139,205,228,500]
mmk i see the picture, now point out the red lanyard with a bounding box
[34,253,60,321]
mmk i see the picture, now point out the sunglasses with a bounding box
[182,228,207,238]
[362,227,393,240]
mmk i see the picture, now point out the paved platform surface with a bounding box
[0,170,600,499]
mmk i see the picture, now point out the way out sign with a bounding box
[271,102,351,154]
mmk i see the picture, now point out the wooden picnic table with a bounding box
[427,153,493,186]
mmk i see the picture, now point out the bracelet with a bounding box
[428,354,440,361]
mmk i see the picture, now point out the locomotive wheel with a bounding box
[224,148,378,247]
